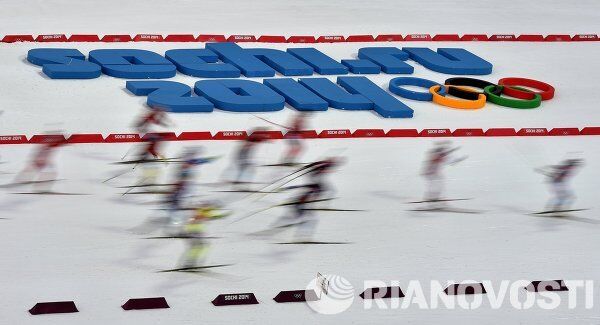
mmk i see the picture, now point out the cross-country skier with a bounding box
[15,133,67,190]
[119,107,171,163]
[134,107,170,135]
[131,133,168,188]
[233,128,270,185]
[538,158,584,212]
[166,147,215,225]
[137,133,167,162]
[178,203,230,268]
[270,157,341,241]
[421,141,465,207]
[281,112,309,166]
[252,113,310,166]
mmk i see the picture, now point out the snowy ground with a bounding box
[1,136,599,324]
[2,0,600,324]
[2,0,599,35]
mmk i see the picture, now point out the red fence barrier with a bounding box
[258,35,286,43]
[317,35,346,43]
[134,34,164,42]
[461,34,488,41]
[197,35,226,42]
[489,34,516,41]
[2,35,34,42]
[101,35,132,42]
[227,35,256,42]
[346,35,376,42]
[352,129,386,138]
[68,34,100,42]
[35,34,68,42]
[0,128,597,145]
[375,34,403,42]
[3,33,599,43]
[432,34,460,41]
[485,128,517,136]
[419,128,451,137]
[286,36,316,43]
[164,34,196,42]
[319,129,352,138]
[386,129,419,137]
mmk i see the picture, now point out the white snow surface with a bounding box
[1,1,600,324]
[1,138,600,324]
[1,0,599,35]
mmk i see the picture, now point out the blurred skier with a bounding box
[233,128,270,185]
[421,141,466,206]
[132,133,168,188]
[137,133,167,162]
[270,157,341,241]
[134,107,170,135]
[15,133,67,190]
[281,112,309,166]
[166,147,216,225]
[538,158,584,211]
[120,107,171,162]
[178,203,230,268]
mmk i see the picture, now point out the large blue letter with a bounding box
[89,49,176,79]
[27,48,101,79]
[287,48,348,75]
[126,81,214,113]
[263,78,328,111]
[402,47,493,75]
[358,47,414,74]
[194,79,285,112]
[205,43,275,77]
[165,49,241,78]
[298,78,371,110]
[338,77,413,118]
[245,49,314,76]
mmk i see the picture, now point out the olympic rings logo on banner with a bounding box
[389,77,555,109]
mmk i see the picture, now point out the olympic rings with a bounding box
[386,76,554,110]
[484,85,542,109]
[498,77,555,100]
[389,77,446,101]
[430,85,487,109]
[444,77,499,96]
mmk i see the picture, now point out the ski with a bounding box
[245,162,326,199]
[531,209,588,215]
[0,179,62,188]
[261,162,309,168]
[301,206,362,212]
[408,207,482,214]
[529,210,598,224]
[213,189,281,194]
[12,191,88,196]
[275,241,351,245]
[144,236,221,239]
[125,190,172,195]
[103,168,135,183]
[407,198,472,204]
[113,157,178,165]
[230,198,336,225]
[118,183,176,189]
[277,198,336,207]
[158,264,233,273]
